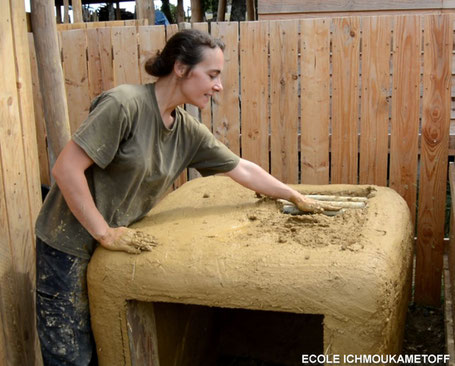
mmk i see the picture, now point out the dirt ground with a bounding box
[401,303,445,365]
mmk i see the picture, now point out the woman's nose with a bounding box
[213,78,223,92]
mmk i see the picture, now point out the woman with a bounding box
[35,29,332,365]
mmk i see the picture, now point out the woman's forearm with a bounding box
[52,141,109,241]
[53,167,109,240]
[225,158,297,201]
[226,158,333,213]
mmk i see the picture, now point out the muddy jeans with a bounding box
[36,238,97,366]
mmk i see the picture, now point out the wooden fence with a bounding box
[30,15,454,306]
[1,0,43,364]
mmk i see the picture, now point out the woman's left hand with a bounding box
[289,193,340,213]
[98,227,157,254]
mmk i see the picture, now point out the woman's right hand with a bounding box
[98,227,157,254]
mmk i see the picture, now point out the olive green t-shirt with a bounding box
[35,83,240,259]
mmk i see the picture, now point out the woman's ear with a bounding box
[174,60,188,78]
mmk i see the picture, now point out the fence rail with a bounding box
[30,15,455,306]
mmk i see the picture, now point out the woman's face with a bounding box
[179,46,224,109]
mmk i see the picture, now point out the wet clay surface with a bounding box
[242,197,368,251]
[133,178,378,256]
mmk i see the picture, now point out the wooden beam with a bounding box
[258,0,447,15]
[72,0,83,22]
[31,0,71,168]
[63,0,69,23]
[191,0,203,22]
[136,0,155,25]
[217,0,226,21]
[246,0,255,20]
[177,0,185,22]
[28,33,51,187]
[116,1,121,20]
[56,4,62,23]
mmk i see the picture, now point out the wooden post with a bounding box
[136,0,155,25]
[116,1,121,20]
[217,0,226,21]
[177,0,185,23]
[191,0,203,22]
[63,0,69,23]
[246,0,255,20]
[31,0,71,168]
[56,4,62,23]
[72,0,83,23]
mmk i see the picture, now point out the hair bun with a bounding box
[144,29,224,78]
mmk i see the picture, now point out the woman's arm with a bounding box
[52,140,153,253]
[225,158,327,213]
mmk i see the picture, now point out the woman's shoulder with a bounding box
[104,84,151,103]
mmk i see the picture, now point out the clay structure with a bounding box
[87,176,414,365]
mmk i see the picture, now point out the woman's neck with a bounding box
[154,76,184,129]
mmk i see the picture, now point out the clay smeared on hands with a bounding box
[100,227,158,254]
[290,195,341,214]
[131,230,158,252]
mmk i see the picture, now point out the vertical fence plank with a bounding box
[87,28,103,100]
[390,15,421,225]
[211,22,241,155]
[98,27,114,92]
[240,21,269,170]
[166,24,179,38]
[415,14,453,306]
[112,26,140,86]
[331,17,360,184]
[449,163,455,314]
[61,29,91,132]
[193,22,212,130]
[0,1,39,362]
[300,18,330,185]
[269,20,299,183]
[359,16,392,186]
[11,0,42,223]
[10,0,43,361]
[138,25,166,85]
[0,144,14,365]
[28,33,50,187]
[0,297,6,365]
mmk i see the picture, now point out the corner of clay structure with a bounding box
[87,247,133,366]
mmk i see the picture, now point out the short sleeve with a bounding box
[189,123,240,176]
[72,94,131,169]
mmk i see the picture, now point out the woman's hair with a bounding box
[145,29,225,77]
